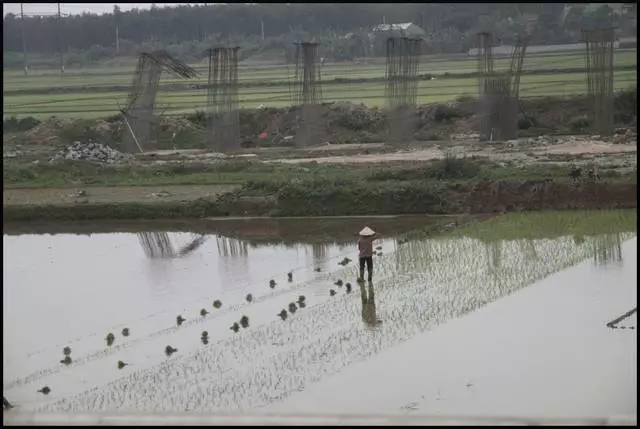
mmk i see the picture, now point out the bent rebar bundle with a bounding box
[122,51,198,153]
[385,37,421,144]
[582,28,615,137]
[477,33,527,141]
[206,47,240,152]
[292,42,324,146]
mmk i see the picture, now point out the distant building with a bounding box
[369,22,425,57]
[371,22,426,39]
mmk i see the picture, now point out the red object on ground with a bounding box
[259,132,268,140]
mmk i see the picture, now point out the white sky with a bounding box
[3,3,199,17]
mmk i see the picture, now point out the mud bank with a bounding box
[3,180,636,222]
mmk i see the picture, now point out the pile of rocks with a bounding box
[613,129,637,145]
[50,141,135,164]
[327,102,386,131]
[3,146,24,159]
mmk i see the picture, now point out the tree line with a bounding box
[2,3,634,68]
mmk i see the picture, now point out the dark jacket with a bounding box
[358,236,375,258]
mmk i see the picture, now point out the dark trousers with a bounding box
[359,256,373,281]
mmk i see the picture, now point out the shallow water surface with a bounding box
[2,211,636,414]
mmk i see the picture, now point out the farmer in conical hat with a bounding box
[357,227,377,282]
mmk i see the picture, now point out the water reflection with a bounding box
[215,237,249,258]
[138,232,175,258]
[518,239,539,262]
[486,240,502,276]
[30,234,634,414]
[138,232,207,259]
[3,213,637,414]
[359,281,382,328]
[592,233,623,267]
[311,243,328,262]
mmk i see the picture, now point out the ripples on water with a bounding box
[2,212,636,413]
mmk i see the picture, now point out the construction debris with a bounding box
[386,37,422,144]
[122,51,198,153]
[49,141,134,164]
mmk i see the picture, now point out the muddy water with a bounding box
[2,212,636,414]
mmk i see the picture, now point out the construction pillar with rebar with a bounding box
[292,42,324,146]
[385,37,421,145]
[476,33,527,141]
[206,46,240,152]
[122,51,197,153]
[583,28,615,137]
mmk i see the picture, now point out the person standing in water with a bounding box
[357,227,377,282]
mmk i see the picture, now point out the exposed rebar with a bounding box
[385,37,421,145]
[206,46,240,152]
[583,28,615,137]
[292,42,324,146]
[477,33,526,141]
[122,51,197,153]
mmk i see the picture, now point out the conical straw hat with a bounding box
[359,226,376,236]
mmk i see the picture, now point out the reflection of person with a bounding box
[360,281,381,327]
[357,227,377,282]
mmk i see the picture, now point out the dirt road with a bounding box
[267,140,637,165]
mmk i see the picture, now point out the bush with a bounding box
[455,95,476,103]
[86,45,114,62]
[58,120,104,144]
[614,88,637,124]
[3,116,41,133]
[433,105,464,123]
[517,113,537,130]
[271,178,453,216]
[104,113,124,123]
[333,105,385,131]
[424,154,482,180]
[570,115,591,132]
[185,110,208,128]
[369,155,482,182]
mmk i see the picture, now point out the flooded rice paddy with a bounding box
[2,211,637,415]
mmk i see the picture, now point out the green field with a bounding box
[3,50,637,119]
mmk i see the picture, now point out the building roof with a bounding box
[372,23,416,32]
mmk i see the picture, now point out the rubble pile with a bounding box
[612,129,637,145]
[50,141,134,164]
[3,146,24,159]
[326,102,386,131]
[25,118,75,145]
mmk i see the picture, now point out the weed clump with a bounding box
[3,116,40,133]
[424,154,482,180]
[613,87,637,124]
[570,116,591,132]
[433,105,465,123]
[517,113,537,130]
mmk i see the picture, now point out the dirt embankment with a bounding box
[460,181,637,213]
[3,180,636,222]
[5,91,637,152]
